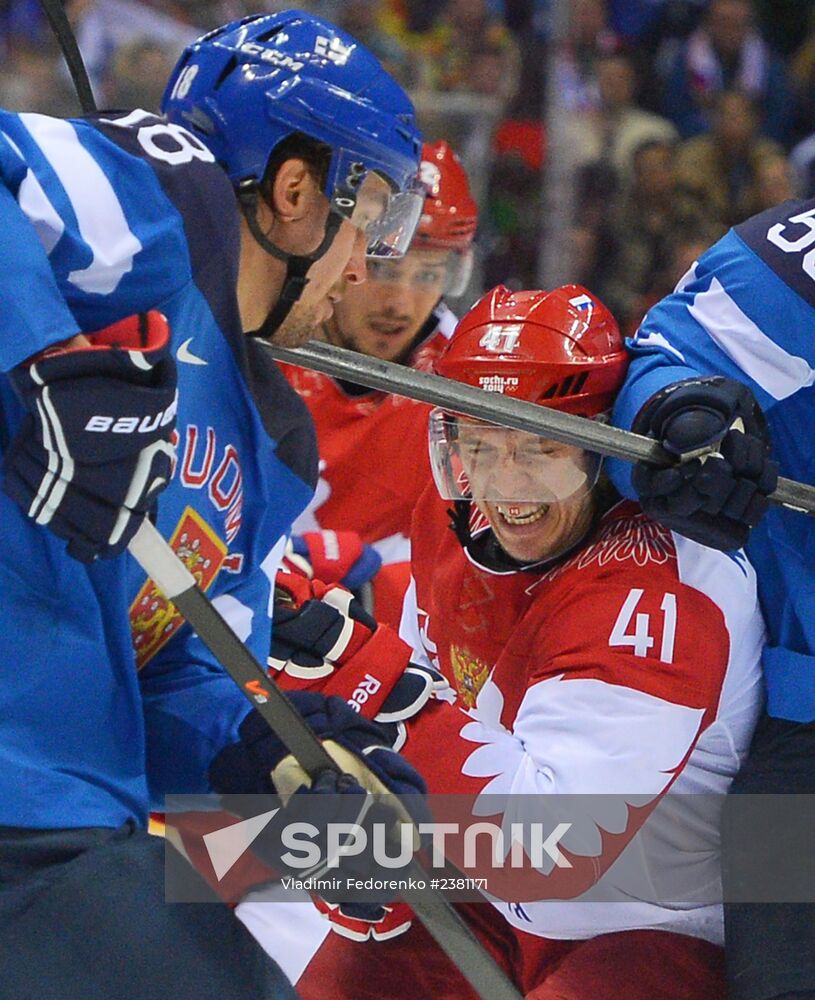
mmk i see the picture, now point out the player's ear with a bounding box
[267,158,320,222]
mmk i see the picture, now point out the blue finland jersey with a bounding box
[0,109,316,827]
[610,197,815,723]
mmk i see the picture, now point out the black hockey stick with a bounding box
[38,0,96,113]
[128,520,523,1000]
[36,6,523,996]
[265,339,815,517]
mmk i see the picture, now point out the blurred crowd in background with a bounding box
[4,0,815,334]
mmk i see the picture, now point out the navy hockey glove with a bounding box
[375,662,450,752]
[209,691,427,800]
[2,312,177,562]
[269,572,380,681]
[631,376,778,551]
[209,692,428,920]
[312,896,415,943]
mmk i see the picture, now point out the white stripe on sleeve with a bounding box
[689,276,815,400]
[19,113,142,295]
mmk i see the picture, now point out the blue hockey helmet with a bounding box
[162,10,424,258]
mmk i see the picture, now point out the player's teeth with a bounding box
[496,504,546,525]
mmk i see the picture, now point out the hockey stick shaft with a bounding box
[38,0,96,113]
[128,519,523,1000]
[264,339,815,516]
[36,6,520,989]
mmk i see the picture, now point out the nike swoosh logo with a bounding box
[177,338,208,366]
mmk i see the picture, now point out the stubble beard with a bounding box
[268,305,324,347]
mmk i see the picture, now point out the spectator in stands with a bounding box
[0,0,52,55]
[790,127,815,198]
[673,89,785,230]
[752,151,797,210]
[660,0,793,144]
[565,49,679,184]
[552,0,619,113]
[591,138,686,335]
[66,0,202,104]
[607,0,668,41]
[787,7,815,145]
[108,38,177,111]
[482,146,545,292]
[663,220,725,286]
[0,39,76,116]
[418,0,521,106]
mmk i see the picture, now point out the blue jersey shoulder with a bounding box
[0,108,239,334]
[734,196,815,311]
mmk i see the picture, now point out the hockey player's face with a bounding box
[457,426,597,562]
[273,220,367,347]
[258,169,390,346]
[325,248,449,362]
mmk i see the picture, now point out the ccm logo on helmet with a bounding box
[85,400,177,434]
[238,43,305,72]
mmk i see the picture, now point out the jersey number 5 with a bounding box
[609,588,677,663]
[767,206,815,282]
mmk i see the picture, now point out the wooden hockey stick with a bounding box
[128,520,523,1000]
[265,339,815,517]
[35,3,524,994]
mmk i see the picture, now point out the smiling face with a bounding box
[455,423,599,563]
[324,247,450,362]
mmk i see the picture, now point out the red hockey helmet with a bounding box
[429,285,628,502]
[415,140,478,252]
[410,140,478,296]
[434,284,628,417]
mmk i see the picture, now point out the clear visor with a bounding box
[445,248,474,298]
[330,159,424,259]
[366,249,464,297]
[428,409,603,503]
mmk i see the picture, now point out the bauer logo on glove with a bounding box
[2,311,178,563]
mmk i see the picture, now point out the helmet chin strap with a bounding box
[237,182,344,340]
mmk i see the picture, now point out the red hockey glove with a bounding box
[313,896,414,942]
[269,573,450,747]
[282,530,382,589]
[2,312,176,562]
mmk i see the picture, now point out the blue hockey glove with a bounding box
[209,691,427,799]
[2,312,177,562]
[209,692,428,911]
[631,376,778,551]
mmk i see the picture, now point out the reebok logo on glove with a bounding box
[348,673,382,713]
[85,398,177,434]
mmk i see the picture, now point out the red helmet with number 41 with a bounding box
[429,284,629,503]
[434,284,628,416]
